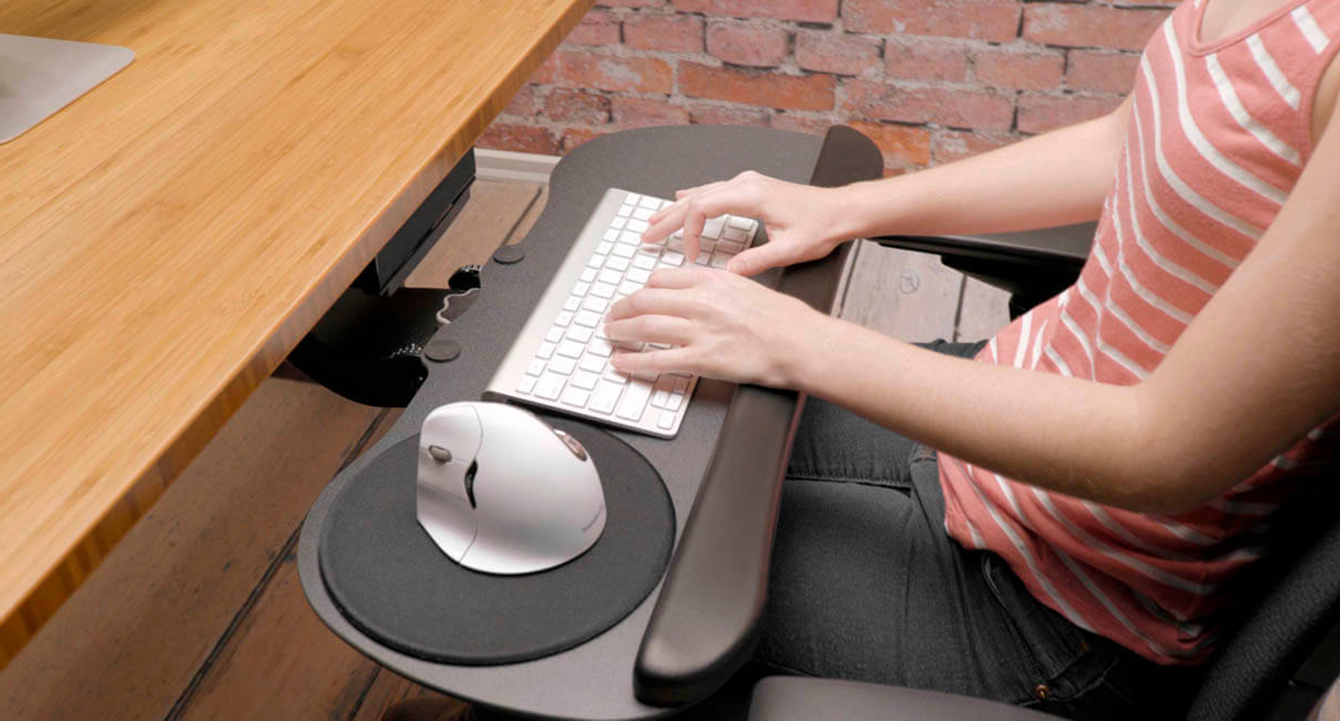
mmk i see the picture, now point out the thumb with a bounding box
[727,242,793,276]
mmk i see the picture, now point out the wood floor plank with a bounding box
[955,277,1012,343]
[351,668,468,721]
[406,179,543,288]
[840,242,962,342]
[173,549,381,721]
[0,378,384,721]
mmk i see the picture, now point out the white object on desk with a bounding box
[0,34,134,143]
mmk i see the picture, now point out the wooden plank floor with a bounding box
[0,178,1006,721]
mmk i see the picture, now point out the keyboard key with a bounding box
[590,381,623,414]
[625,192,642,205]
[633,370,659,382]
[673,377,690,394]
[619,231,642,245]
[694,254,711,266]
[555,311,574,327]
[611,217,627,230]
[526,359,546,376]
[566,325,594,343]
[545,327,564,343]
[587,254,606,268]
[561,387,591,408]
[659,198,674,209]
[633,207,655,221]
[605,256,630,272]
[535,373,566,400]
[550,356,577,375]
[596,241,613,255]
[613,243,637,258]
[575,309,602,327]
[604,367,630,384]
[573,282,591,297]
[618,280,643,296]
[701,217,725,239]
[666,391,684,412]
[626,219,649,233]
[536,342,556,359]
[580,267,597,283]
[662,251,684,266]
[592,282,616,299]
[517,376,537,395]
[710,253,730,269]
[666,236,685,252]
[598,268,622,285]
[616,380,654,420]
[627,267,650,284]
[727,216,755,231]
[603,229,619,242]
[699,239,716,254]
[571,370,600,390]
[563,296,581,312]
[722,227,749,243]
[579,355,606,373]
[581,296,608,313]
[651,390,669,408]
[638,196,661,209]
[632,254,657,270]
[557,339,585,358]
[589,338,614,356]
[618,204,634,217]
[658,410,676,430]
[718,240,745,255]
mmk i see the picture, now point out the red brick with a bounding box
[844,0,1021,42]
[1066,51,1141,94]
[542,88,611,124]
[502,85,538,117]
[680,62,836,110]
[931,129,1016,163]
[1017,93,1123,133]
[596,0,664,7]
[884,37,969,82]
[1023,5,1170,51]
[795,30,882,76]
[624,13,703,52]
[687,101,772,127]
[707,22,789,68]
[477,122,561,155]
[770,113,833,137]
[567,10,621,45]
[671,0,838,22]
[561,127,610,153]
[849,120,931,167]
[532,50,673,94]
[612,97,690,128]
[842,79,1015,131]
[973,48,1064,90]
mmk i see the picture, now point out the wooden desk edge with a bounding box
[0,0,593,670]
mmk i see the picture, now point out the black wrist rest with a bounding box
[632,125,885,706]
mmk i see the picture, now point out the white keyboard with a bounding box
[484,188,760,438]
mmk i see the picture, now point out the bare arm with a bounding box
[608,97,1340,515]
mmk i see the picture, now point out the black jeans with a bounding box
[688,340,1202,720]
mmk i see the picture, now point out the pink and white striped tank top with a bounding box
[938,0,1340,664]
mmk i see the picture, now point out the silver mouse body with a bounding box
[415,401,606,575]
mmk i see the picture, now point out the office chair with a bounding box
[746,227,1340,721]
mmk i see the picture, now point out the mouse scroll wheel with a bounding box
[553,429,588,462]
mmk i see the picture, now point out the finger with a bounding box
[644,266,706,290]
[726,242,795,276]
[601,315,694,346]
[605,286,699,321]
[673,180,727,200]
[609,347,696,376]
[642,204,689,245]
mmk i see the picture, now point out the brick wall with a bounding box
[478,0,1173,173]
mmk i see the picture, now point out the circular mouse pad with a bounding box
[318,415,675,665]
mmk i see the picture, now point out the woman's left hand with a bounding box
[603,266,830,388]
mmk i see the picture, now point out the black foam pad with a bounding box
[318,415,674,665]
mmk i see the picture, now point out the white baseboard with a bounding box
[474,148,559,184]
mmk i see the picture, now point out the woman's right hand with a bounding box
[640,171,853,276]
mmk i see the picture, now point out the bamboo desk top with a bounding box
[0,0,593,669]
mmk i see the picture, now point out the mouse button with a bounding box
[417,483,478,561]
[420,403,483,461]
